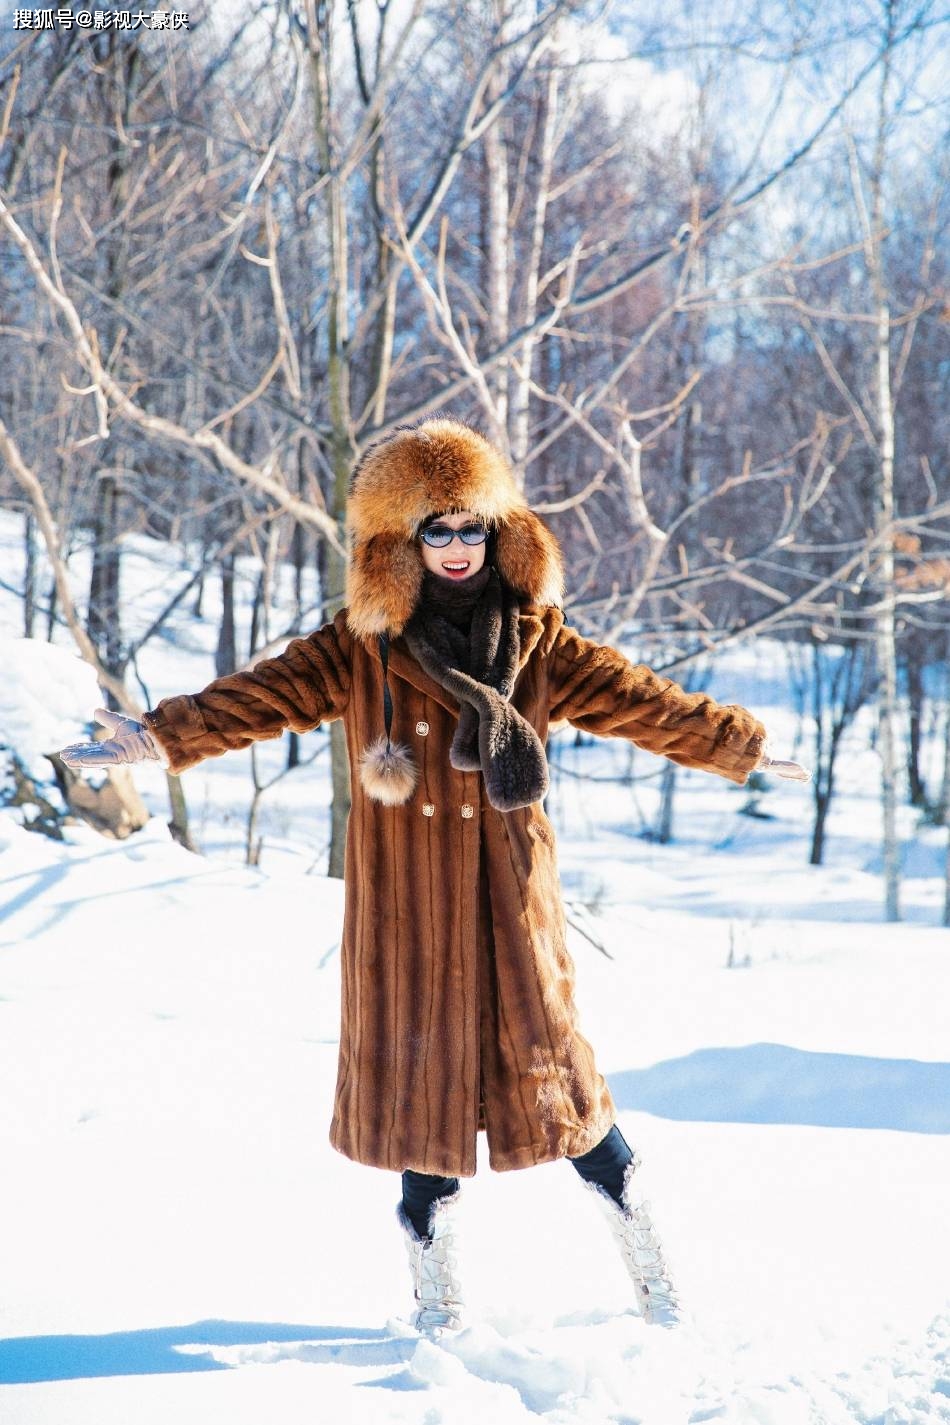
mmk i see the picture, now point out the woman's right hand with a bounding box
[60,709,165,769]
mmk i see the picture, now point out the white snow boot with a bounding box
[396,1188,464,1338]
[586,1151,681,1328]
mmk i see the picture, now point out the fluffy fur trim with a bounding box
[346,532,423,642]
[358,735,418,806]
[493,507,563,610]
[345,419,564,643]
[403,569,549,812]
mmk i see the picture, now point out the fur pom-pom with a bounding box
[358,735,418,806]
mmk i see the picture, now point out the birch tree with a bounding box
[2,0,946,887]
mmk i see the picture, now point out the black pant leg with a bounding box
[401,1169,459,1240]
[568,1124,633,1207]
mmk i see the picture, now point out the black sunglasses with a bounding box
[420,522,489,548]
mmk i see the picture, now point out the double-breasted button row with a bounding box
[419,802,476,818]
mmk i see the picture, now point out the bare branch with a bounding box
[0,415,131,710]
[0,190,345,555]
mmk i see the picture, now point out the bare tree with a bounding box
[2,0,947,903]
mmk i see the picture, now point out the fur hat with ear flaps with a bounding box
[345,418,565,808]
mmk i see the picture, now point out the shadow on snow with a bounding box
[610,1043,950,1134]
[0,1320,405,1385]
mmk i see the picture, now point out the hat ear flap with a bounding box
[346,533,423,643]
[494,508,564,607]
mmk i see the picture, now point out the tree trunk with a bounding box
[810,801,828,866]
[307,0,353,880]
[292,445,308,632]
[46,575,57,642]
[215,553,237,677]
[326,520,350,879]
[810,642,830,865]
[868,4,900,921]
[249,568,265,661]
[810,789,831,866]
[674,243,706,507]
[656,761,676,844]
[87,34,140,700]
[510,59,559,471]
[941,636,950,927]
[482,2,511,446]
[246,744,263,867]
[24,511,36,639]
[88,471,123,690]
[874,299,900,920]
[287,454,307,773]
[165,771,196,852]
[367,124,395,427]
[904,649,927,808]
[939,634,950,827]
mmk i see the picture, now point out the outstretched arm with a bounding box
[63,612,352,777]
[547,622,767,786]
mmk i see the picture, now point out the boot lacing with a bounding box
[589,1151,681,1328]
[397,1189,464,1336]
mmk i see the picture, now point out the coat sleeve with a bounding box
[141,610,352,775]
[546,620,766,785]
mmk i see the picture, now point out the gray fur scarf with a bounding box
[403,567,549,812]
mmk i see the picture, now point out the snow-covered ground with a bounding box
[1,512,948,1423]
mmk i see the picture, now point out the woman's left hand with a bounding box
[756,749,811,782]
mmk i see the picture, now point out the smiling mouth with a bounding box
[442,561,470,571]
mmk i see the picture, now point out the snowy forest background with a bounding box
[0,0,948,919]
[2,6,950,1423]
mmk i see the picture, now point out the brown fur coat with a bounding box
[143,421,766,1177]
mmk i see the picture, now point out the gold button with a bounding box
[422,802,435,817]
[416,720,430,736]
[460,803,474,819]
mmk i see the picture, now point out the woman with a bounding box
[62,418,807,1337]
